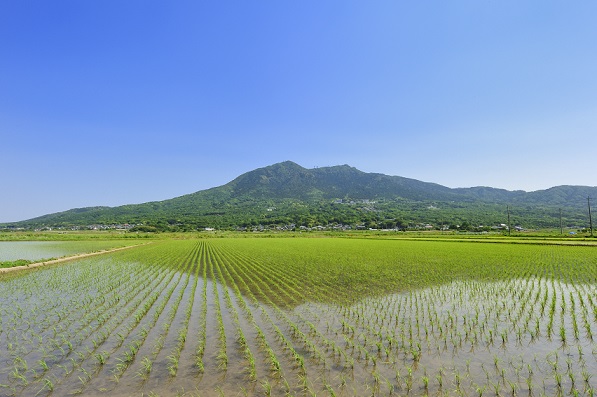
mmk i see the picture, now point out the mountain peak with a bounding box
[5,161,597,230]
[263,160,305,171]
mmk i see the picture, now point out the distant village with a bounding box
[4,222,530,234]
[234,222,525,233]
[2,196,588,234]
[5,224,137,232]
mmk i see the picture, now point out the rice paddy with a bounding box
[0,241,141,268]
[0,237,596,396]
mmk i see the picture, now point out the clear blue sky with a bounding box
[2,1,596,222]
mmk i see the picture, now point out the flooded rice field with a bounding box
[0,241,137,262]
[0,238,596,396]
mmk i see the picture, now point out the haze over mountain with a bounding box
[3,161,595,231]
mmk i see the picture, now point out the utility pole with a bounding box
[507,205,511,236]
[589,197,594,237]
[559,208,563,235]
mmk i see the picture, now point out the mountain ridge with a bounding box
[3,161,596,231]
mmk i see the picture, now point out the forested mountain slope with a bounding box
[4,161,596,230]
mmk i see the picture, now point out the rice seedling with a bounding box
[136,356,153,380]
[41,376,54,393]
[94,350,109,366]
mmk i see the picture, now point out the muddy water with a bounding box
[0,241,80,261]
[291,278,597,396]
[0,241,132,262]
[2,248,597,397]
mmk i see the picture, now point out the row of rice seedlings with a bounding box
[340,289,474,393]
[66,243,197,390]
[194,243,209,373]
[0,259,112,341]
[4,238,597,396]
[38,243,187,387]
[315,298,420,391]
[231,238,594,299]
[208,244,299,395]
[222,248,386,379]
[219,247,365,342]
[114,241,596,389]
[48,248,187,395]
[209,245,258,384]
[364,278,596,392]
[135,251,199,381]
[133,275,182,380]
[34,270,155,378]
[165,243,202,377]
[211,254,260,382]
[205,243,275,392]
[0,244,169,394]
[245,245,423,395]
[212,244,339,395]
[214,241,401,392]
[2,262,151,393]
[206,246,229,371]
[218,238,596,392]
[109,245,198,381]
[209,245,288,387]
[45,260,161,351]
[392,274,556,345]
[0,262,105,350]
[1,248,168,392]
[234,238,597,396]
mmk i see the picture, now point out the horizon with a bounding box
[2,2,596,222]
[3,160,595,224]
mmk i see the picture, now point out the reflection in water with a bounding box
[1,240,597,396]
[291,278,597,396]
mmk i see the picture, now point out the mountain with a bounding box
[3,161,596,231]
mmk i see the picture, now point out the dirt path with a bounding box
[0,243,149,274]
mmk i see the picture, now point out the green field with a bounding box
[1,237,596,396]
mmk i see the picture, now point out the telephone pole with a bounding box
[559,208,563,235]
[507,205,511,237]
[589,197,594,237]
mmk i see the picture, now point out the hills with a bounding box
[3,161,596,231]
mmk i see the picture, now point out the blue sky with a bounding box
[1,1,596,222]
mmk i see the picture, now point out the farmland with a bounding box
[1,237,597,396]
[0,240,144,270]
